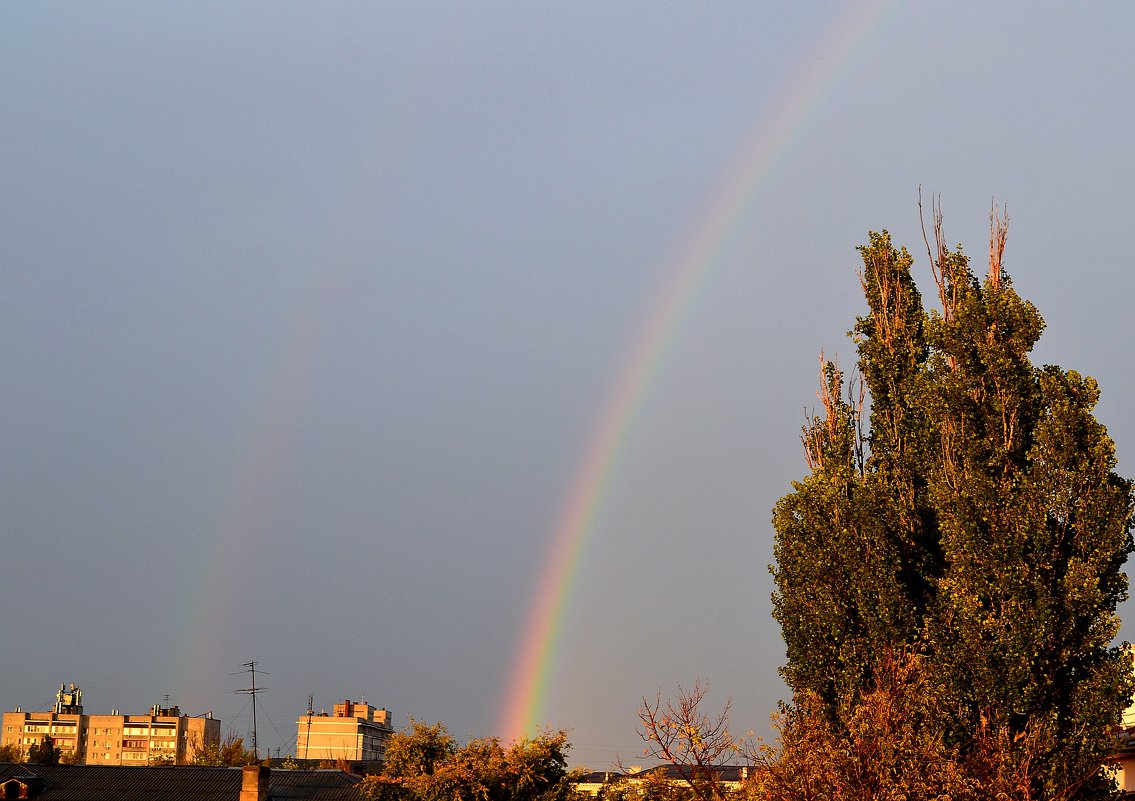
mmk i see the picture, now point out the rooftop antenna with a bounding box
[303,695,314,762]
[232,661,269,760]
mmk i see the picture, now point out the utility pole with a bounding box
[303,695,313,762]
[232,662,269,760]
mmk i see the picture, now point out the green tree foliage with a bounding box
[360,723,574,801]
[771,212,1134,799]
[26,736,61,765]
[192,731,259,766]
[381,719,457,780]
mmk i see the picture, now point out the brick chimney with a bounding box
[241,765,269,801]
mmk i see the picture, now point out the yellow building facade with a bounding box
[2,684,219,765]
[295,699,393,763]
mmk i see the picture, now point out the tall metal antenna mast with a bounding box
[232,661,269,760]
[304,695,314,762]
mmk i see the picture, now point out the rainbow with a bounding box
[498,0,903,741]
[174,271,334,708]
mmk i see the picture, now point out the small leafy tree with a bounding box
[27,736,61,765]
[0,742,23,762]
[381,719,456,780]
[360,724,573,801]
[192,731,258,766]
[503,729,574,801]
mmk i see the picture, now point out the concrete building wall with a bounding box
[2,709,219,765]
[83,712,219,765]
[1,712,86,762]
[296,701,393,762]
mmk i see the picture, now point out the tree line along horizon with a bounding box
[6,205,1132,801]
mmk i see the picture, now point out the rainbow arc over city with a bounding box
[171,0,903,734]
[497,0,902,741]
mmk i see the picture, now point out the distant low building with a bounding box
[295,699,393,763]
[572,770,620,796]
[572,765,753,797]
[1,684,220,765]
[1097,647,1135,797]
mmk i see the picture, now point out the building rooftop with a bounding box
[0,763,364,801]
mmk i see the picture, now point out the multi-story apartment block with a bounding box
[82,705,219,765]
[295,699,393,763]
[1,684,220,765]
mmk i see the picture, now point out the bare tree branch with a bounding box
[636,680,755,801]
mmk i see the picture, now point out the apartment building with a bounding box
[82,706,219,765]
[295,699,393,762]
[2,684,220,765]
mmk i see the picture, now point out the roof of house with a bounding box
[574,771,619,782]
[0,763,364,801]
[572,765,751,785]
[635,764,751,783]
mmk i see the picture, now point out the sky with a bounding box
[3,1,1135,770]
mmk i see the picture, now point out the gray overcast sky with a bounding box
[3,1,1135,769]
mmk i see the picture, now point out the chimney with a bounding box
[241,765,269,801]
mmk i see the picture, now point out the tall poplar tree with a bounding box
[771,209,1134,799]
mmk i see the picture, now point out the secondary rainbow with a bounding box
[498,0,903,741]
[173,288,326,706]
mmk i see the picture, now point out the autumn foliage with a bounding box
[359,720,574,801]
